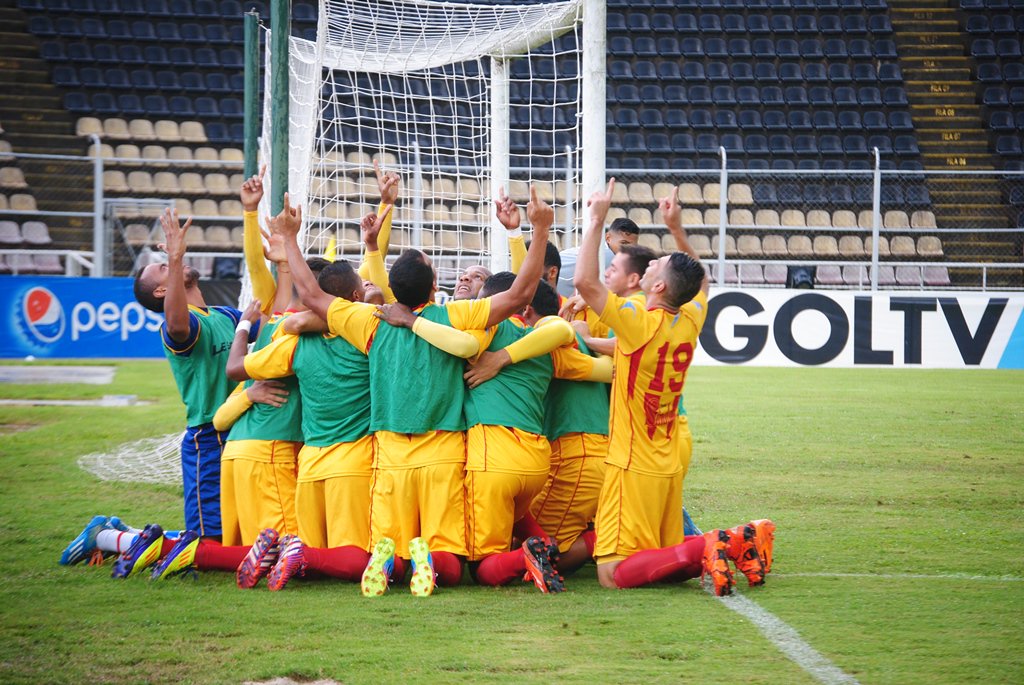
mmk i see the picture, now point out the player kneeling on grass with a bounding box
[576,180,775,595]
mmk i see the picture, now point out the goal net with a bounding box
[256,0,587,293]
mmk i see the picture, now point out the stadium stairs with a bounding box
[0,3,91,249]
[891,0,1016,285]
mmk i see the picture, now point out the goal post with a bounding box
[254,0,598,294]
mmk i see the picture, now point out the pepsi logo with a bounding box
[21,286,65,344]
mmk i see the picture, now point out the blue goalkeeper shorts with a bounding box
[180,424,228,537]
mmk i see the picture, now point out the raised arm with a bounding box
[573,178,615,316]
[484,185,552,327]
[358,160,399,280]
[361,209,396,304]
[260,228,293,313]
[270,193,335,320]
[660,185,710,297]
[158,208,194,343]
[240,165,279,315]
[496,186,527,274]
[226,298,262,381]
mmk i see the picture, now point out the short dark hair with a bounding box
[389,249,434,307]
[526,240,562,274]
[306,257,331,277]
[133,268,164,313]
[480,271,516,298]
[609,217,640,236]
[619,244,658,277]
[531,278,560,317]
[663,253,705,308]
[318,260,361,300]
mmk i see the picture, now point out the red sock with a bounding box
[512,512,550,544]
[431,551,463,587]
[474,549,526,586]
[194,541,248,572]
[612,536,704,589]
[303,545,370,582]
[390,556,407,583]
[582,529,596,557]
[160,537,176,557]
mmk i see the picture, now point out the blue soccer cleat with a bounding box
[59,515,108,566]
[150,530,199,580]
[236,528,280,590]
[361,537,396,597]
[408,537,435,597]
[111,524,164,579]
[107,516,130,533]
[266,534,306,591]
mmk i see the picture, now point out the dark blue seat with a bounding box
[996,39,1022,58]
[789,110,813,130]
[666,110,689,128]
[752,38,775,58]
[696,133,720,154]
[154,69,179,89]
[794,14,817,33]
[681,37,703,57]
[863,111,888,130]
[731,62,755,81]
[796,159,819,170]
[640,84,663,101]
[800,39,823,58]
[844,135,868,155]
[889,111,914,131]
[785,86,808,105]
[634,61,657,80]
[180,71,205,91]
[78,66,104,87]
[657,37,681,56]
[614,109,639,128]
[858,86,882,106]
[774,160,797,171]
[747,160,770,171]
[699,14,722,31]
[131,20,157,41]
[195,48,219,67]
[627,13,650,31]
[671,134,695,154]
[723,13,745,32]
[745,134,769,154]
[846,39,871,59]
[721,133,744,153]
[754,62,777,81]
[883,86,908,107]
[738,110,762,129]
[104,68,130,89]
[52,17,79,37]
[894,135,920,155]
[737,85,760,104]
[776,39,799,59]
[682,62,705,81]
[689,85,713,105]
[52,65,79,87]
[675,13,698,32]
[1010,87,1024,105]
[777,184,801,203]
[827,63,852,83]
[770,134,794,154]
[606,12,625,31]
[906,186,931,207]
[869,15,893,34]
[143,0,169,14]
[608,36,632,56]
[168,47,194,66]
[977,63,1002,82]
[996,135,1023,155]
[804,184,827,203]
[615,84,639,104]
[671,158,695,171]
[753,183,778,204]
[690,109,714,129]
[818,14,841,33]
[664,85,686,104]
[638,108,663,128]
[634,38,657,57]
[106,20,132,40]
[90,43,116,63]
[180,22,205,43]
[621,133,645,153]
[763,110,787,129]
[843,15,867,33]
[813,111,837,130]
[868,134,893,155]
[761,86,784,105]
[853,63,878,82]
[820,135,843,155]
[779,63,803,82]
[220,97,243,119]
[874,40,897,59]
[817,0,839,9]
[716,110,738,129]
[828,185,853,204]
[650,13,674,33]
[169,95,195,117]
[66,42,93,62]
[119,44,146,64]
[729,38,752,57]
[205,72,231,93]
[824,39,848,59]
[972,39,996,58]
[81,18,106,38]
[606,132,622,153]
[705,38,728,58]
[91,92,118,114]
[880,186,904,205]
[770,14,794,33]
[713,85,737,104]
[834,86,857,106]
[838,111,862,130]
[129,69,156,90]
[609,61,631,80]
[747,14,770,33]
[649,133,672,154]
[116,94,143,116]
[169,0,194,15]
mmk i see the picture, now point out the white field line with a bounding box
[706,578,861,685]
[779,572,1024,582]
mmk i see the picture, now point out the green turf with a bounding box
[0,361,1021,684]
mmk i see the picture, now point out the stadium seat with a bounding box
[816,265,844,287]
[895,265,922,288]
[763,264,787,285]
[761,234,787,256]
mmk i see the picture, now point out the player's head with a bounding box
[453,264,492,300]
[306,257,331,277]
[318,260,364,302]
[479,271,516,299]
[641,252,705,309]
[389,249,436,307]
[526,240,562,288]
[524,279,560,324]
[605,244,657,297]
[605,218,640,254]
[362,279,384,305]
[133,261,200,313]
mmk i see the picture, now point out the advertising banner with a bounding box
[697,290,1024,369]
[0,276,164,358]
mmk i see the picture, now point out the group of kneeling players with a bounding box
[59,165,774,598]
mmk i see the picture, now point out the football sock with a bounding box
[160,537,176,557]
[612,535,704,589]
[303,545,369,582]
[390,556,407,583]
[582,529,596,557]
[95,529,136,554]
[194,541,249,571]
[431,551,463,587]
[474,549,525,586]
[512,513,550,545]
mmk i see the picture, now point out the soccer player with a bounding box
[451,187,528,300]
[575,179,757,595]
[133,207,258,539]
[276,187,553,595]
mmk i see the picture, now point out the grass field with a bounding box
[0,360,1021,685]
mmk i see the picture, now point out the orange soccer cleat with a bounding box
[702,529,734,597]
[724,523,766,587]
[748,519,775,574]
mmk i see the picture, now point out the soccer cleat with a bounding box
[236,528,281,590]
[724,523,766,587]
[522,536,566,594]
[266,534,306,591]
[59,515,108,565]
[749,519,776,574]
[111,524,164,579]
[361,537,396,597]
[150,530,199,580]
[408,537,435,597]
[702,529,734,597]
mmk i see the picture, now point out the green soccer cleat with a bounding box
[111,524,164,579]
[150,530,199,580]
[361,537,396,597]
[408,537,435,597]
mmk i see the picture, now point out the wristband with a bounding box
[507,227,522,239]
[235,320,252,336]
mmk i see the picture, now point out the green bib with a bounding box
[543,334,610,441]
[369,304,466,434]
[164,306,237,427]
[292,332,371,447]
[227,316,304,443]
[465,319,552,435]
